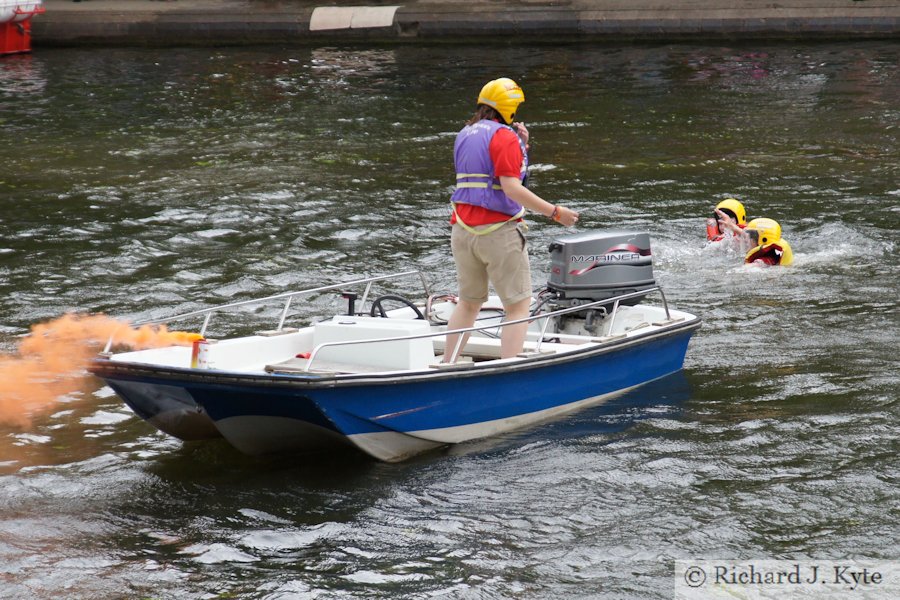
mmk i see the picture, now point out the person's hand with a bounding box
[715,208,739,234]
[551,205,579,227]
[715,208,733,226]
[512,121,529,146]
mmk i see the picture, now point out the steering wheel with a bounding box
[369,294,426,320]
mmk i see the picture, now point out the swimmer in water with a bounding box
[743,218,793,266]
[706,198,747,242]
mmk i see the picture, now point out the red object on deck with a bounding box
[0,2,44,56]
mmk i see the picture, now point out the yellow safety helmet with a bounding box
[477,78,525,125]
[715,198,747,226]
[745,217,782,246]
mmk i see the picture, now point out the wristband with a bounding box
[550,206,560,221]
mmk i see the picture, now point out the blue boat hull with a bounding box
[93,325,696,461]
[105,379,220,441]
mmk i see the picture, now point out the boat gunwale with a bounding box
[88,315,701,390]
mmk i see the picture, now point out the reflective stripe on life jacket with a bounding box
[455,173,503,190]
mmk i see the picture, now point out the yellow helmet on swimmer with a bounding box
[745,217,781,246]
[715,198,746,226]
[477,78,525,125]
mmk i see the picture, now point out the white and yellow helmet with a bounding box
[477,78,525,125]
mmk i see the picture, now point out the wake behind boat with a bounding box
[88,230,701,462]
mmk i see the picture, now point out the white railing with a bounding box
[303,287,673,371]
[102,271,430,353]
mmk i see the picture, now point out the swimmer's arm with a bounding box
[715,208,745,237]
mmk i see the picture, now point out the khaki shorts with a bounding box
[451,221,532,305]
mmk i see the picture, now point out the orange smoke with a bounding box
[0,314,201,428]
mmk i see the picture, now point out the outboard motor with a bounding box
[544,231,656,335]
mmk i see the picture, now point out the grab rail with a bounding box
[101,270,430,353]
[303,287,673,371]
[14,6,46,18]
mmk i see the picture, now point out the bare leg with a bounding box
[500,297,531,359]
[443,299,482,362]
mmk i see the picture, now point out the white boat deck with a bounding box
[263,334,587,375]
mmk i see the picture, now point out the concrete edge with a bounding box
[29,5,900,47]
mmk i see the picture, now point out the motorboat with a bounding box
[88,230,701,462]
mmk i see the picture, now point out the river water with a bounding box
[0,42,897,598]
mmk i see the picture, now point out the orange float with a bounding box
[0,0,44,56]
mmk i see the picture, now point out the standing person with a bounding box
[443,77,579,362]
